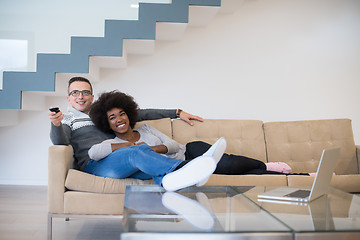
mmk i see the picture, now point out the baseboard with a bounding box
[0,179,48,186]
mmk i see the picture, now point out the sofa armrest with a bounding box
[48,145,74,214]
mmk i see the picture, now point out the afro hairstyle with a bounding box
[89,90,139,133]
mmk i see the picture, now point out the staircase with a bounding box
[0,0,244,126]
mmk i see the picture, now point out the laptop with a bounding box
[257,147,340,203]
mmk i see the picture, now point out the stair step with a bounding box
[0,0,227,126]
[219,0,245,14]
[188,5,220,27]
[156,22,188,41]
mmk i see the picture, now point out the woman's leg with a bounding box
[85,144,218,189]
[185,141,267,175]
[128,171,152,180]
[85,144,182,183]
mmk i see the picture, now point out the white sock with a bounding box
[202,137,227,163]
[197,137,227,187]
[162,155,216,192]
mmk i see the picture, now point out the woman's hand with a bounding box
[151,145,168,154]
[135,142,167,154]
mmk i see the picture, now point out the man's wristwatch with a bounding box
[176,109,183,118]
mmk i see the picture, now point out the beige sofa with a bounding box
[48,118,360,220]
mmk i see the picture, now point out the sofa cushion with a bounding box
[65,169,154,194]
[135,118,172,137]
[172,119,267,162]
[264,119,358,174]
[64,191,125,215]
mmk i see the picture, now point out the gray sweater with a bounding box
[50,107,177,170]
[88,124,186,161]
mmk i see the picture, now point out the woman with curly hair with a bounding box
[86,90,227,191]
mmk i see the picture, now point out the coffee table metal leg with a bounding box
[47,214,53,240]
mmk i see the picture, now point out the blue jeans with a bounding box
[85,144,182,185]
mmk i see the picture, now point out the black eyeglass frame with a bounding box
[68,90,93,97]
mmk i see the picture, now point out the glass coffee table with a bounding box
[121,185,360,240]
[243,186,360,240]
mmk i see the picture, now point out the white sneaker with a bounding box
[162,156,216,192]
[197,137,227,187]
[162,191,214,230]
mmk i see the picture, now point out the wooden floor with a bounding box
[0,185,123,240]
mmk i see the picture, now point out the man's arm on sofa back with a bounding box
[48,145,74,214]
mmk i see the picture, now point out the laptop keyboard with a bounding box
[284,190,310,198]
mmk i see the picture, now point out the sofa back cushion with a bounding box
[134,118,172,137]
[264,119,358,174]
[172,119,267,162]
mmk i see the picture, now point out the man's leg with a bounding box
[185,141,267,175]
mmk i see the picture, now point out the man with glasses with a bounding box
[49,76,203,171]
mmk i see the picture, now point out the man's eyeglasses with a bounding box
[68,90,92,97]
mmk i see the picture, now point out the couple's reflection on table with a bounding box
[123,185,296,233]
[123,190,215,231]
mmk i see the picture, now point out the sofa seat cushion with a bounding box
[65,169,154,194]
[287,174,360,193]
[204,174,288,187]
[64,191,125,215]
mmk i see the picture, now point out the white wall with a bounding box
[96,0,360,130]
[0,0,170,88]
[0,0,359,185]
